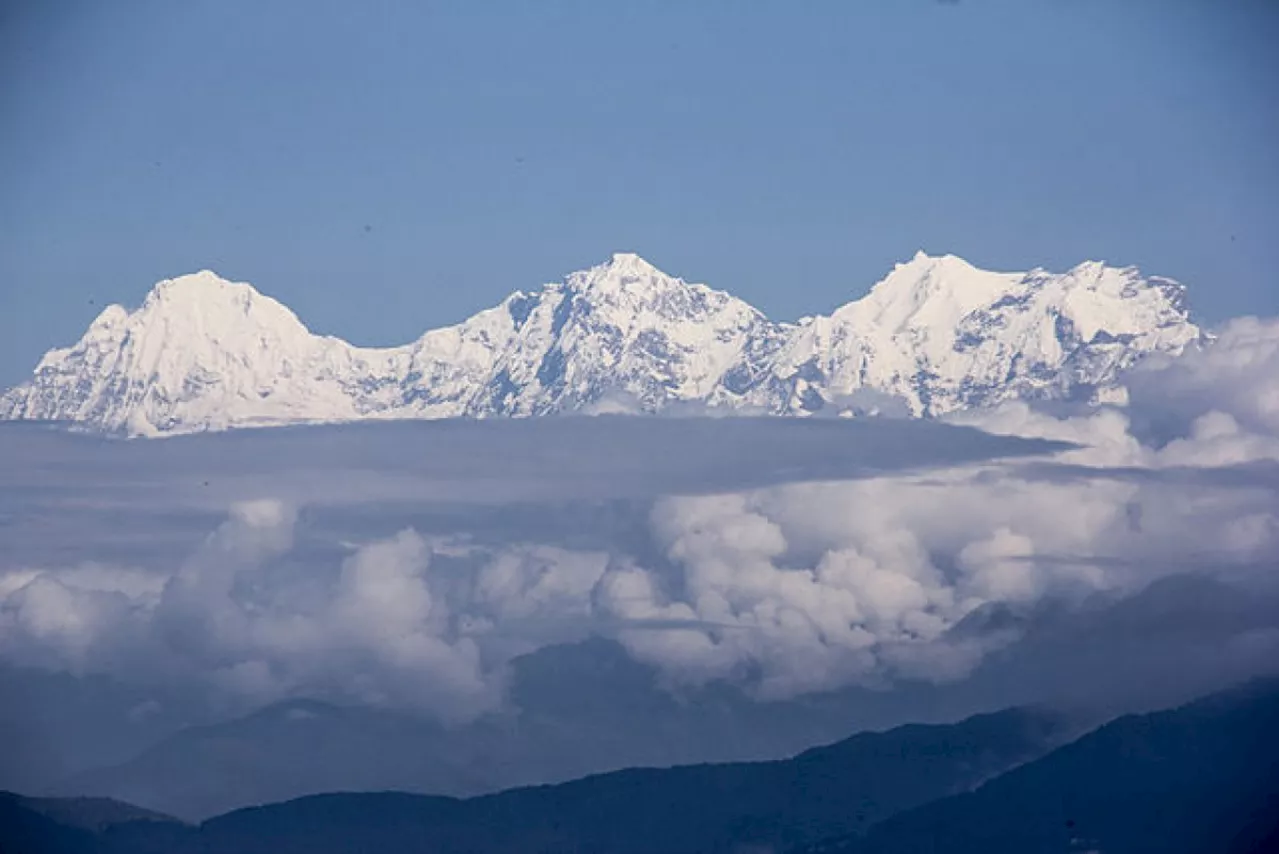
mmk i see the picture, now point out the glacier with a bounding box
[0,252,1201,436]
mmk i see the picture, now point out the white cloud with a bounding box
[0,318,1273,720]
[1127,316,1278,440]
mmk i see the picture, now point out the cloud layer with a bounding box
[0,319,1275,721]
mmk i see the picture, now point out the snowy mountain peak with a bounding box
[1068,259,1108,276]
[129,270,313,347]
[873,252,994,305]
[563,253,694,299]
[0,253,1202,435]
[142,270,294,316]
[86,303,130,332]
[887,250,988,280]
[145,269,248,304]
[848,252,1014,331]
[900,249,968,266]
[607,251,656,270]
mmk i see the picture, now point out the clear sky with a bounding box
[1,0,1274,387]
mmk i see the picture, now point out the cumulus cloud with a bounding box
[1127,316,1278,442]
[0,319,1274,721]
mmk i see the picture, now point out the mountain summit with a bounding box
[0,253,1200,435]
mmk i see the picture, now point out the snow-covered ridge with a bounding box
[0,252,1201,435]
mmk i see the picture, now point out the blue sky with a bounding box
[1,0,1274,387]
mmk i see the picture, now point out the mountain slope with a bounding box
[49,637,1056,822]
[0,791,184,854]
[802,678,1278,854]
[3,794,177,834]
[10,705,1072,854]
[175,705,1074,854]
[4,682,1271,854]
[0,253,1200,435]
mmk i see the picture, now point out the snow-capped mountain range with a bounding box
[0,252,1201,436]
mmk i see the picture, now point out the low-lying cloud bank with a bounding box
[0,319,1275,722]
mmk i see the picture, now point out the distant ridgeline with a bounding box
[1,252,1199,435]
[0,679,1273,854]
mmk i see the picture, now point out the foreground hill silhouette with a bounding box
[3,705,1069,853]
[0,793,182,854]
[801,678,1278,854]
[0,680,1272,854]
